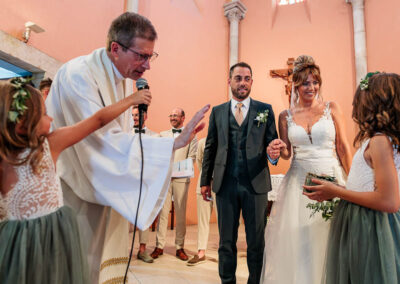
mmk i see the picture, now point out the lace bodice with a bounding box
[0,139,63,221]
[287,102,336,161]
[346,138,400,193]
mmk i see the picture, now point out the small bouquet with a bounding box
[306,199,339,221]
[304,172,339,221]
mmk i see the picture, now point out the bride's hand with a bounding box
[303,178,338,202]
[267,139,287,160]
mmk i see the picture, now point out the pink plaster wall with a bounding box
[1,0,400,226]
[365,0,400,73]
[0,0,123,62]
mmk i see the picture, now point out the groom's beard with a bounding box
[231,86,251,100]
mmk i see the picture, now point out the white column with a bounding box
[124,0,139,99]
[126,0,139,13]
[347,0,368,85]
[224,0,247,98]
[224,0,247,68]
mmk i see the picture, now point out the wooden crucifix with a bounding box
[270,58,294,104]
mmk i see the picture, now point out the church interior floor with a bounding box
[128,223,249,284]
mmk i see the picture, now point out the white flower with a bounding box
[255,109,269,127]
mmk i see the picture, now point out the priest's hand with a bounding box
[131,89,152,106]
[173,104,210,150]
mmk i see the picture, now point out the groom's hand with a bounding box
[267,139,286,160]
[201,185,212,202]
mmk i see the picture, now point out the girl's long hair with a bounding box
[352,73,400,151]
[0,81,45,174]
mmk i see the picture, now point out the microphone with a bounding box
[136,78,149,130]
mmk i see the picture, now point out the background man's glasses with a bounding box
[168,115,182,118]
[115,41,158,62]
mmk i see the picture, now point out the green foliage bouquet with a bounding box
[304,172,339,221]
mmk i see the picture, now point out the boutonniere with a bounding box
[254,109,269,127]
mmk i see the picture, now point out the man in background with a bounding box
[131,105,159,263]
[187,136,217,266]
[151,108,198,261]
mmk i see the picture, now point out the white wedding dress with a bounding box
[261,102,346,284]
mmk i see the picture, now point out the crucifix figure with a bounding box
[270,58,294,104]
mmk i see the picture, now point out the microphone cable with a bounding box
[123,112,145,283]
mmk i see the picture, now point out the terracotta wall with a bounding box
[0,0,123,62]
[1,0,400,226]
[365,0,400,73]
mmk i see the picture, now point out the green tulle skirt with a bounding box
[0,206,88,284]
[324,200,400,284]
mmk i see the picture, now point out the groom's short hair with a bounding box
[229,62,253,78]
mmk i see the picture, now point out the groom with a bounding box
[201,62,284,284]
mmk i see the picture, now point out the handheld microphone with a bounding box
[136,78,149,130]
[124,78,149,283]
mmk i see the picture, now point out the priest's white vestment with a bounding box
[46,48,174,284]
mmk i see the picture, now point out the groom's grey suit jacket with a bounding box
[200,98,278,194]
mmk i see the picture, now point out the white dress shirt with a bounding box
[230,96,251,120]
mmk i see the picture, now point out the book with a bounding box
[171,158,194,178]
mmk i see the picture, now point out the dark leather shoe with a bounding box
[150,247,163,259]
[176,248,189,261]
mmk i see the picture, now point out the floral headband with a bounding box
[8,77,32,123]
[360,71,380,91]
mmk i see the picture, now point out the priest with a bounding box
[46,12,208,284]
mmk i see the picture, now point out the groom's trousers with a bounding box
[216,174,268,284]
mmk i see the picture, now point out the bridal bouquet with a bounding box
[304,173,339,221]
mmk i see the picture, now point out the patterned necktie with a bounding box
[134,128,145,134]
[235,103,244,126]
[172,129,182,134]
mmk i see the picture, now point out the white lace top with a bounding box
[0,139,63,221]
[346,138,400,193]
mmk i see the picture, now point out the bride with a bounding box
[261,55,352,283]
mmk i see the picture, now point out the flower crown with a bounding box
[8,77,33,123]
[360,71,380,91]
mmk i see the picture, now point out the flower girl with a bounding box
[304,72,400,284]
[0,77,150,283]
